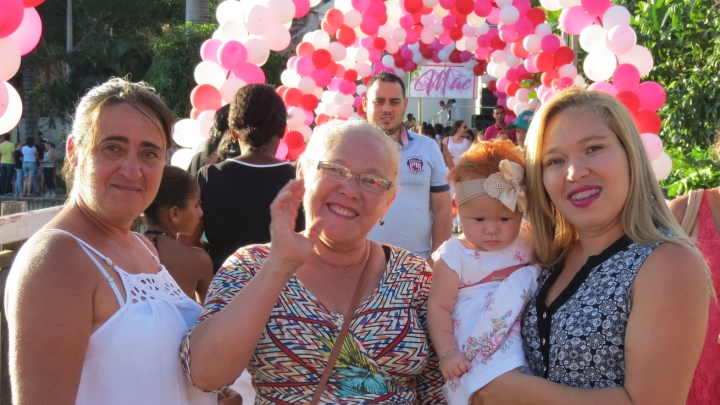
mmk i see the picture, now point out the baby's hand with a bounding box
[440,350,471,380]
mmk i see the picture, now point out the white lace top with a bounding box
[35,229,215,405]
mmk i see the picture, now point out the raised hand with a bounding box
[267,179,322,275]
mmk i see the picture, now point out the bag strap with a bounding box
[681,189,703,240]
[309,242,379,405]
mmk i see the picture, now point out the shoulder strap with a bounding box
[310,242,379,405]
[37,229,125,305]
[680,189,703,240]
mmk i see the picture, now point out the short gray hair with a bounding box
[300,119,400,186]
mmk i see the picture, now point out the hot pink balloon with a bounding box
[295,56,315,77]
[612,63,640,92]
[351,0,370,12]
[275,139,288,160]
[634,81,666,112]
[514,18,534,38]
[540,35,560,54]
[303,109,314,125]
[559,6,594,35]
[292,0,310,18]
[8,7,42,55]
[587,81,618,96]
[233,63,265,84]
[200,39,222,63]
[217,41,248,70]
[311,69,332,87]
[360,15,379,36]
[640,132,663,161]
[0,0,24,38]
[581,0,611,17]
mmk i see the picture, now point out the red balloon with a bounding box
[404,0,422,13]
[333,63,346,78]
[326,61,338,76]
[325,8,344,28]
[0,0,24,38]
[616,91,640,113]
[276,86,288,99]
[344,69,358,82]
[23,0,44,6]
[541,71,558,87]
[190,85,222,112]
[296,42,314,57]
[321,19,336,35]
[336,25,356,46]
[284,88,302,107]
[449,27,463,41]
[487,80,497,92]
[455,0,474,15]
[634,110,662,134]
[315,113,331,125]
[511,40,530,58]
[285,131,305,149]
[287,144,306,160]
[526,8,546,26]
[473,61,487,76]
[553,46,574,66]
[506,82,520,97]
[421,48,434,59]
[312,49,332,68]
[377,11,388,26]
[490,36,506,50]
[190,108,200,120]
[373,37,386,50]
[534,52,555,72]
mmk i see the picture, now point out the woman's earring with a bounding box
[378,218,385,226]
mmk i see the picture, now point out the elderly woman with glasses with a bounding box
[181,120,445,404]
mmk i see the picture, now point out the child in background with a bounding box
[428,140,540,405]
[144,165,214,304]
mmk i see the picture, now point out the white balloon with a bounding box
[385,39,399,54]
[438,49,451,62]
[433,4,450,17]
[344,10,362,28]
[0,83,22,134]
[220,20,249,42]
[558,0,580,7]
[312,86,324,98]
[262,24,291,51]
[355,47,369,63]
[194,61,226,89]
[506,96,518,110]
[386,1,402,22]
[171,149,195,169]
[499,6,520,25]
[514,102,529,115]
[244,37,271,66]
[466,13,486,28]
[557,64,578,78]
[192,140,207,155]
[216,1,245,25]
[393,27,407,43]
[298,77,316,94]
[573,75,586,87]
[505,53,521,68]
[0,39,20,82]
[412,53,423,64]
[516,88,530,103]
[173,119,201,148]
[491,50,507,64]
[381,54,395,68]
[523,34,541,53]
[534,23,552,37]
[465,37,479,52]
[324,102,338,116]
[287,107,305,129]
[212,29,223,40]
[420,14,435,27]
[327,42,347,61]
[579,24,607,53]
[220,78,247,103]
[494,63,510,79]
[311,30,331,49]
[297,125,313,141]
[432,22,444,35]
[603,5,631,30]
[197,110,215,139]
[528,98,539,110]
[651,152,673,180]
[267,0,296,24]
[355,62,372,77]
[281,69,301,87]
[420,27,435,44]
[539,0,562,11]
[605,25,637,56]
[617,44,654,76]
[335,0,353,12]
[244,5,273,36]
[337,104,354,118]
[0,81,7,117]
[495,0,512,6]
[584,49,617,82]
[422,0,438,7]
[476,23,490,36]
[378,24,393,39]
[357,84,367,94]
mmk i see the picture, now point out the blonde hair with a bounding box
[524,87,689,267]
[300,119,400,187]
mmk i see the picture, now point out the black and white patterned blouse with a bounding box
[521,235,663,388]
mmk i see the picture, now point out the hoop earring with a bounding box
[378,218,385,226]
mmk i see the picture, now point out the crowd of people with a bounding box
[0,132,58,197]
[3,73,718,405]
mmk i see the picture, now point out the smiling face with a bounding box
[301,130,397,249]
[363,80,408,140]
[71,103,166,225]
[541,108,630,236]
[459,194,523,252]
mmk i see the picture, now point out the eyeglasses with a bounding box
[316,161,392,194]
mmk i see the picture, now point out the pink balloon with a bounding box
[8,7,41,55]
[217,41,248,70]
[634,81,666,112]
[292,0,310,18]
[295,56,315,77]
[275,139,288,160]
[0,0,24,38]
[559,6,594,35]
[640,133,663,161]
[338,80,356,95]
[327,78,340,91]
[581,0,611,17]
[351,0,370,12]
[311,69,332,87]
[587,81,618,96]
[233,63,265,84]
[200,39,222,63]
[0,80,8,117]
[540,35,560,53]
[514,18,534,38]
[439,0,456,10]
[303,109,314,125]
[360,15,379,36]
[499,25,518,43]
[487,7,501,25]
[612,63,640,91]
[442,15,456,29]
[474,0,492,17]
[524,53,539,73]
[606,25,636,56]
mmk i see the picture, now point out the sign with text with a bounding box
[409,64,477,99]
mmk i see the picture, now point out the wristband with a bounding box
[439,348,459,364]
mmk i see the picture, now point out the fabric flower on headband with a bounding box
[484,160,527,212]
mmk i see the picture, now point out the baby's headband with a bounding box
[454,159,527,212]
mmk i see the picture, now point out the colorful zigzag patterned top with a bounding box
[181,244,445,404]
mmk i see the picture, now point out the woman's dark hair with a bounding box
[25,137,34,147]
[433,123,444,136]
[450,120,465,136]
[203,104,233,164]
[144,165,199,224]
[48,142,56,148]
[420,123,434,137]
[229,84,288,148]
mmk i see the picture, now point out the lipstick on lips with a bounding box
[567,185,602,208]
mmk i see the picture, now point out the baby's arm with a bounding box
[428,258,471,380]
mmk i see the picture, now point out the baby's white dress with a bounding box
[432,225,539,405]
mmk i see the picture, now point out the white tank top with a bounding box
[37,229,216,405]
[447,137,470,165]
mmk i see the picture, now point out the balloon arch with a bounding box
[183,0,674,179]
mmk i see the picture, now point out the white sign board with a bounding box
[409,64,477,99]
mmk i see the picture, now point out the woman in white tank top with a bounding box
[4,79,223,405]
[443,120,474,232]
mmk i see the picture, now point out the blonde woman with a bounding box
[471,88,709,404]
